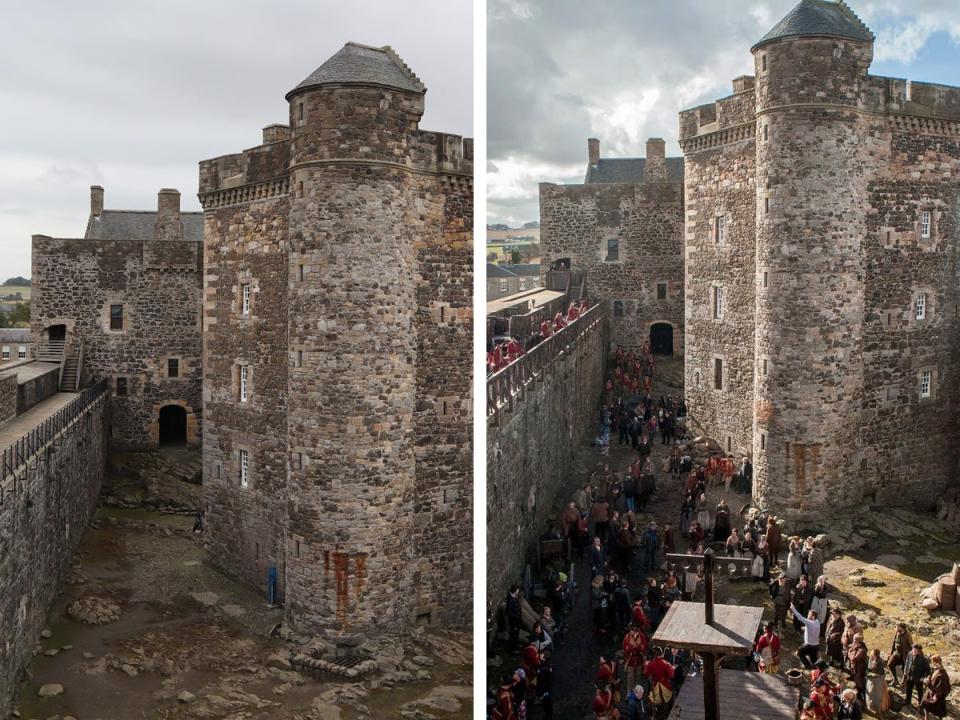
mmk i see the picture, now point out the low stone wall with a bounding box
[486,315,607,607]
[0,373,15,425]
[0,387,108,716]
[16,365,60,416]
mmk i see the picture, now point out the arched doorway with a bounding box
[158,405,187,446]
[650,323,673,356]
[47,324,66,342]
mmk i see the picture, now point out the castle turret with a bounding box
[283,42,426,634]
[751,0,874,514]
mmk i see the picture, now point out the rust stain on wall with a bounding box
[333,551,350,630]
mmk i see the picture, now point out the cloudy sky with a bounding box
[0,0,472,279]
[488,0,960,226]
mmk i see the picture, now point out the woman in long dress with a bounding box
[785,537,803,581]
[810,576,829,632]
[865,648,890,718]
[696,493,711,534]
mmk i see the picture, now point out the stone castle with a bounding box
[538,0,960,518]
[28,42,473,635]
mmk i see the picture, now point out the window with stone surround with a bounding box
[763,124,768,141]
[292,451,303,471]
[110,304,124,331]
[239,449,249,489]
[17,345,26,359]
[167,358,179,378]
[920,370,931,398]
[657,283,667,300]
[920,210,932,239]
[714,357,724,390]
[116,377,128,397]
[712,285,725,320]
[240,365,250,403]
[915,293,926,320]
[694,370,701,388]
[761,54,767,73]
[241,284,251,315]
[298,263,305,282]
[1,347,8,360]
[715,216,726,245]
[605,238,620,262]
[762,358,768,376]
[760,432,766,450]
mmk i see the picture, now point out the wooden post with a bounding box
[704,548,715,625]
[702,651,719,720]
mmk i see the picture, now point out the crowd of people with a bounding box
[491,341,953,720]
[487,299,592,375]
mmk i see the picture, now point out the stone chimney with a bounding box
[155,188,183,242]
[90,185,104,217]
[588,138,600,167]
[732,75,756,93]
[262,123,292,144]
[645,138,667,181]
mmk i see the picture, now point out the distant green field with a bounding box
[0,286,30,300]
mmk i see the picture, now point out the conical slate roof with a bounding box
[286,42,425,100]
[752,0,873,51]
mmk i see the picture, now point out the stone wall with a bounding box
[539,179,684,355]
[486,313,606,607]
[31,236,202,450]
[0,373,15,425]
[0,389,107,717]
[16,365,60,415]
[680,83,756,460]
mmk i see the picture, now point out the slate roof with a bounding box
[487,263,517,279]
[0,328,31,343]
[585,157,685,184]
[84,210,203,243]
[753,0,873,51]
[287,42,425,100]
[501,264,540,277]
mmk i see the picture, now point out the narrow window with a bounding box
[606,238,620,262]
[298,264,304,282]
[763,124,768,141]
[713,286,724,320]
[764,197,770,214]
[762,271,768,288]
[920,210,931,239]
[241,284,251,315]
[1,346,8,360]
[216,464,221,479]
[167,358,179,378]
[295,540,301,559]
[116,377,128,396]
[785,442,791,460]
[694,371,700,388]
[110,304,123,330]
[761,54,767,72]
[239,449,249,488]
[298,102,304,121]
[657,283,667,300]
[760,433,766,450]
[17,345,26,359]
[255,542,260,560]
[715,216,726,245]
[726,436,732,452]
[296,350,303,368]
[240,365,249,403]
[298,181,304,198]
[920,370,931,398]
[714,358,723,390]
[762,358,768,376]
[915,293,926,320]
[613,301,624,317]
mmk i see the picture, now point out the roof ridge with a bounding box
[100,209,203,215]
[380,45,426,93]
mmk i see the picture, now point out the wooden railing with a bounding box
[487,302,604,420]
[34,340,65,363]
[0,378,108,507]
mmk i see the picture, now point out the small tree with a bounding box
[510,249,521,264]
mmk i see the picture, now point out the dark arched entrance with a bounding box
[650,323,673,356]
[158,405,187,446]
[47,324,66,342]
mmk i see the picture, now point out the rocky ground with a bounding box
[10,508,471,720]
[490,355,960,718]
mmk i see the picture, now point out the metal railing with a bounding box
[487,302,604,420]
[0,378,108,503]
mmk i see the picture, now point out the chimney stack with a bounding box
[155,188,183,242]
[90,185,104,217]
[588,138,600,167]
[645,138,667,181]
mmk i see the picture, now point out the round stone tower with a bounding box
[283,43,426,634]
[751,1,875,515]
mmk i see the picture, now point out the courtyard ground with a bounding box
[11,507,471,720]
[490,355,960,718]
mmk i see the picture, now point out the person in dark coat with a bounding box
[921,655,950,720]
[903,644,931,708]
[624,684,651,720]
[888,622,912,685]
[505,586,522,650]
[837,688,864,720]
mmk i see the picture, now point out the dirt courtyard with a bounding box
[11,508,471,720]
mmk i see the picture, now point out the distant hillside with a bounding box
[2,277,30,286]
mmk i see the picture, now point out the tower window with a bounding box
[606,239,620,262]
[920,370,931,398]
[116,377,128,396]
[657,283,667,300]
[167,358,179,378]
[239,449,249,488]
[292,451,303,471]
[764,197,770,214]
[763,124,768,141]
[296,350,304,368]
[714,358,724,390]
[240,365,250,403]
[110,304,124,331]
[713,286,725,320]
[762,358,768,376]
[760,432,766,450]
[920,211,931,239]
[762,271,768,288]
[761,54,767,72]
[298,264,305,282]
[241,284,251,315]
[915,293,926,320]
[715,216,726,245]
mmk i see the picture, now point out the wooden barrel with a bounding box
[934,573,956,611]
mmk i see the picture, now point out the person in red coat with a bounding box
[754,623,782,673]
[540,319,552,339]
[630,600,651,632]
[567,302,579,321]
[592,683,618,719]
[553,312,566,331]
[644,646,675,709]
[491,676,516,720]
[623,625,648,692]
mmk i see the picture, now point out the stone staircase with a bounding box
[34,340,65,363]
[60,352,79,392]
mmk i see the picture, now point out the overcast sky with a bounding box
[0,0,472,279]
[488,0,960,226]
